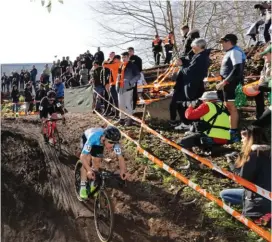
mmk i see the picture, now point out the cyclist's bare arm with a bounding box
[117,155,128,180]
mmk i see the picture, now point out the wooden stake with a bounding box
[137,104,148,155]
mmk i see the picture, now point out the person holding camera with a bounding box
[254,1,271,43]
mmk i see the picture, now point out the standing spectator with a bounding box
[181,27,200,60]
[116,52,140,126]
[66,56,73,67]
[30,65,38,88]
[42,64,51,86]
[127,47,143,110]
[74,61,82,81]
[19,70,25,91]
[85,50,94,72]
[79,64,89,85]
[100,65,111,115]
[51,61,57,81]
[216,34,246,143]
[90,61,103,112]
[152,35,163,65]
[53,78,64,101]
[94,47,105,66]
[253,45,271,119]
[24,83,34,115]
[60,56,68,74]
[103,55,121,118]
[7,73,13,92]
[11,85,20,113]
[55,60,62,77]
[164,32,175,64]
[220,126,271,222]
[254,2,271,43]
[73,57,80,72]
[12,77,18,89]
[13,71,20,89]
[1,72,8,92]
[170,38,210,130]
[61,66,73,83]
[35,84,47,111]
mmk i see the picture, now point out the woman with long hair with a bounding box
[220,125,271,222]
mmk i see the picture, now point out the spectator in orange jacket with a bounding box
[103,55,121,118]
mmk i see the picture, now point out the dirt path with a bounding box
[1,114,260,242]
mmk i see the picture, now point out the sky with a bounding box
[0,0,108,64]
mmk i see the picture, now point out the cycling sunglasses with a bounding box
[106,139,118,144]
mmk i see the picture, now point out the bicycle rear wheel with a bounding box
[74,160,83,202]
[94,190,114,242]
[52,127,61,157]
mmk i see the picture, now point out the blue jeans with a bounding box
[220,188,244,205]
[12,103,19,113]
[94,85,104,110]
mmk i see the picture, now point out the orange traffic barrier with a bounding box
[95,110,272,242]
[94,89,272,201]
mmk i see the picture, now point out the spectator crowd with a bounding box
[1,0,271,227]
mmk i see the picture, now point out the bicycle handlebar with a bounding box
[46,118,64,122]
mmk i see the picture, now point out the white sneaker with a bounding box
[174,123,191,131]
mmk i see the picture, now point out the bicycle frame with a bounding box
[45,118,62,144]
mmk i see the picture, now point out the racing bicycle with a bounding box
[74,160,125,242]
[44,118,63,156]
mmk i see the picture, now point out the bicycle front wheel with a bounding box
[94,190,114,242]
[52,127,61,157]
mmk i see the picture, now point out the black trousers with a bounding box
[132,84,138,111]
[164,50,172,64]
[255,91,265,119]
[253,108,271,128]
[169,91,190,124]
[264,18,271,43]
[154,52,161,65]
[103,89,109,113]
[109,85,119,115]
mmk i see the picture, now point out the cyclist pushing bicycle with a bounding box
[39,90,66,142]
[79,126,128,200]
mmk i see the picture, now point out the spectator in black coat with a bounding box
[170,38,210,128]
[1,72,8,92]
[181,28,200,60]
[11,85,19,113]
[66,73,80,88]
[94,47,105,66]
[24,83,34,115]
[220,126,271,222]
[60,56,68,74]
[128,47,143,111]
[35,84,47,111]
[152,35,163,65]
[19,70,25,90]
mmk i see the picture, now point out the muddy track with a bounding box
[1,114,259,242]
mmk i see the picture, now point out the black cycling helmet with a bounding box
[47,90,57,99]
[104,126,121,142]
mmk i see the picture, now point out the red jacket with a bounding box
[185,103,228,144]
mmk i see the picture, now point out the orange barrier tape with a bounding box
[136,98,161,105]
[94,110,272,242]
[204,76,223,82]
[138,82,175,89]
[153,64,173,84]
[2,111,39,117]
[94,90,272,201]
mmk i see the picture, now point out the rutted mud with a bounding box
[1,114,252,242]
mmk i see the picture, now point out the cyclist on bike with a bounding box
[79,126,128,199]
[39,90,65,142]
